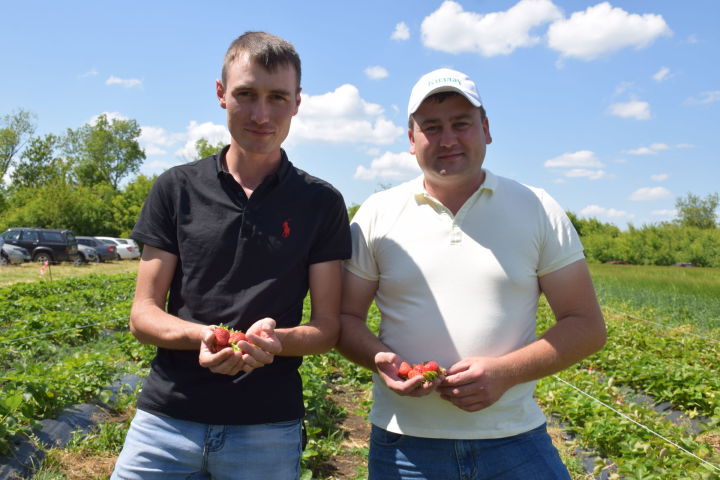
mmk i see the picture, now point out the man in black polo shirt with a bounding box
[111,32,351,480]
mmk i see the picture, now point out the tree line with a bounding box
[2,109,718,266]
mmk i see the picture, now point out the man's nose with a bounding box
[250,99,270,124]
[439,126,458,148]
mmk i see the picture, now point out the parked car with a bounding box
[1,243,31,265]
[76,236,117,262]
[0,227,79,264]
[94,236,141,260]
[76,244,99,263]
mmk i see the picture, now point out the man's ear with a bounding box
[216,79,227,109]
[408,127,416,155]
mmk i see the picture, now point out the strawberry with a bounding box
[398,361,412,378]
[228,331,247,351]
[423,361,439,372]
[213,327,230,352]
[422,370,438,382]
[407,368,423,379]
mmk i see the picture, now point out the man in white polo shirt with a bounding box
[337,68,607,479]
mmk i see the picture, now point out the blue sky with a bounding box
[1,1,718,228]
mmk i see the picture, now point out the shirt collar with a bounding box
[411,168,497,202]
[215,147,291,189]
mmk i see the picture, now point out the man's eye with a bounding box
[423,126,440,134]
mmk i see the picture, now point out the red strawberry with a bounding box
[229,331,247,344]
[423,361,439,372]
[228,331,247,351]
[398,361,411,378]
[407,368,423,379]
[213,327,230,352]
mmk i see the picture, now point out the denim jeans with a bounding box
[111,409,302,480]
[369,423,571,480]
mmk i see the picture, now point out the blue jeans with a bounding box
[111,409,302,480]
[369,423,570,480]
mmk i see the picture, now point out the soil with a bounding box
[316,383,372,479]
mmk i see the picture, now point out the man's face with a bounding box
[216,54,301,158]
[409,94,491,185]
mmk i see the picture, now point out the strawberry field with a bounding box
[0,265,719,479]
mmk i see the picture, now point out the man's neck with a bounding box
[224,143,282,197]
[424,170,485,216]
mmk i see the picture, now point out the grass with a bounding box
[588,263,720,333]
[0,260,139,287]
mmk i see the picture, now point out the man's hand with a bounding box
[375,351,443,397]
[198,318,282,375]
[437,356,514,412]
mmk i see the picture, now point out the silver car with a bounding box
[1,244,31,265]
[76,244,99,263]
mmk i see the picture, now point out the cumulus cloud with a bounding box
[420,0,562,56]
[174,121,230,160]
[629,186,672,201]
[650,173,669,182]
[653,67,670,82]
[651,209,677,217]
[544,150,603,168]
[623,143,669,155]
[289,84,404,145]
[564,168,607,180]
[391,22,410,40]
[106,76,143,88]
[365,66,389,80]
[547,2,671,61]
[581,205,634,219]
[354,151,420,180]
[684,90,720,105]
[609,99,651,120]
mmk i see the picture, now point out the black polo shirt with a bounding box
[131,147,351,425]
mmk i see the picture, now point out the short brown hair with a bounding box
[408,91,487,129]
[221,31,301,91]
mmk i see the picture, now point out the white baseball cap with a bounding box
[407,68,483,120]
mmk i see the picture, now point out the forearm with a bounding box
[497,313,606,387]
[129,300,206,349]
[274,316,339,356]
[335,313,389,372]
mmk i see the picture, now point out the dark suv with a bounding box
[0,228,79,264]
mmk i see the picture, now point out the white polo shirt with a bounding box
[346,169,584,439]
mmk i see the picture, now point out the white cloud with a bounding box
[580,205,634,219]
[79,68,98,78]
[564,168,607,180]
[106,76,143,88]
[547,2,671,61]
[354,151,420,180]
[365,66,389,80]
[174,121,229,160]
[391,22,410,40]
[609,99,651,120]
[89,111,128,125]
[652,66,670,82]
[544,150,603,168]
[650,173,669,182]
[421,0,562,56]
[651,209,677,217]
[629,186,672,201]
[289,84,404,145]
[623,143,669,155]
[684,90,720,105]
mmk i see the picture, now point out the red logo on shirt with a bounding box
[281,220,291,238]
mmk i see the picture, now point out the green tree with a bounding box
[10,133,67,188]
[0,109,36,182]
[675,192,719,229]
[112,174,157,237]
[66,114,145,189]
[195,138,226,159]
